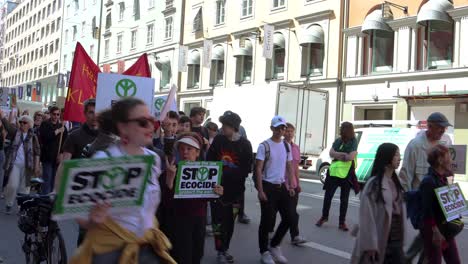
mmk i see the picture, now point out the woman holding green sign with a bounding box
[70,98,175,264]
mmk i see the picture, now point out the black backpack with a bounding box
[253,140,290,188]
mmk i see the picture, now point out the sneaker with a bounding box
[291,235,307,246]
[4,206,12,215]
[238,213,251,224]
[339,223,349,232]
[224,252,234,263]
[217,252,228,264]
[269,246,288,263]
[315,217,328,227]
[260,252,275,264]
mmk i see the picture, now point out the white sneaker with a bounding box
[270,246,288,263]
[291,235,307,246]
[260,251,275,264]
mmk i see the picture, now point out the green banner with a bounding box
[174,161,223,199]
[53,155,154,220]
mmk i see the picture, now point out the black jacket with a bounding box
[39,121,68,163]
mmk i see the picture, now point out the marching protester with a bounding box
[178,115,192,134]
[419,145,461,264]
[256,116,295,264]
[160,132,223,264]
[70,97,175,264]
[39,106,68,194]
[351,143,405,264]
[207,111,253,263]
[81,109,118,159]
[3,115,40,214]
[32,111,43,135]
[399,112,453,262]
[316,121,358,231]
[154,111,179,153]
[0,111,7,198]
[283,123,307,245]
[205,122,218,145]
[189,107,209,140]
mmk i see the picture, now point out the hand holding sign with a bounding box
[89,201,111,226]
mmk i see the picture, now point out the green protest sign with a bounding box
[53,155,154,220]
[434,183,468,222]
[174,161,223,199]
[115,78,137,97]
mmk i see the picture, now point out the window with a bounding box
[74,0,79,11]
[187,50,201,89]
[159,61,171,89]
[90,45,94,58]
[193,8,202,32]
[165,17,172,39]
[146,24,154,44]
[63,55,67,70]
[235,39,253,83]
[272,0,285,9]
[64,29,68,43]
[183,102,201,115]
[241,0,253,17]
[216,1,225,25]
[119,2,125,21]
[425,21,453,69]
[104,39,110,57]
[72,25,77,41]
[301,43,324,77]
[133,0,140,20]
[131,30,137,49]
[81,21,85,36]
[117,34,122,53]
[105,11,112,29]
[365,30,394,74]
[148,0,155,9]
[272,45,285,79]
[210,60,224,86]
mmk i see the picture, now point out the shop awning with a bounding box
[361,9,393,34]
[417,0,453,25]
[188,50,200,65]
[273,33,285,48]
[396,90,468,100]
[192,7,203,31]
[299,24,324,46]
[233,39,252,57]
[211,45,224,60]
[155,56,171,70]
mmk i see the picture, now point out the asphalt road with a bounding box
[1,173,468,263]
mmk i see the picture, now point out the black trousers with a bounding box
[211,198,241,252]
[238,177,247,217]
[258,182,292,253]
[321,176,351,224]
[270,190,300,240]
[171,215,206,264]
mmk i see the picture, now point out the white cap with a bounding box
[176,136,201,150]
[271,115,287,128]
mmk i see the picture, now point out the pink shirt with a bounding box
[285,142,300,189]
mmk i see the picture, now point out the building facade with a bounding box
[343,0,468,180]
[180,0,344,151]
[2,0,64,107]
[98,0,184,94]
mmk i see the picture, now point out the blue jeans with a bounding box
[0,149,5,191]
[41,162,57,194]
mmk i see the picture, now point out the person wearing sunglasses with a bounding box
[39,106,68,194]
[70,97,175,264]
[3,115,41,214]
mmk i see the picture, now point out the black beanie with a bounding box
[219,111,241,131]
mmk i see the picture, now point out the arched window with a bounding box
[234,38,253,84]
[210,45,225,86]
[187,50,201,89]
[155,56,171,90]
[299,24,324,77]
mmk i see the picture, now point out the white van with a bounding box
[315,125,421,184]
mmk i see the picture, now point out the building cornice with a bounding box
[447,6,468,19]
[342,26,361,36]
[231,27,260,37]
[162,7,176,16]
[295,10,333,24]
[387,16,417,30]
[262,19,293,29]
[207,34,230,43]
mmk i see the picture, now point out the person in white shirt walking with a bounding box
[256,116,295,264]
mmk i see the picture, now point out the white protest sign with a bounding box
[435,183,468,222]
[53,155,154,220]
[203,40,213,68]
[263,24,274,59]
[449,145,467,175]
[153,84,178,120]
[0,87,9,107]
[95,73,155,112]
[178,46,188,72]
[175,161,223,199]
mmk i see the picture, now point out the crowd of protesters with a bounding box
[0,95,463,264]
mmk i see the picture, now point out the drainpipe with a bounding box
[337,0,349,136]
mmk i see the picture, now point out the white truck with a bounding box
[208,83,328,161]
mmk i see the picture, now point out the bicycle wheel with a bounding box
[23,236,40,264]
[47,230,67,264]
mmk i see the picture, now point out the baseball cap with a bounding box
[427,112,452,127]
[271,115,287,128]
[219,111,242,130]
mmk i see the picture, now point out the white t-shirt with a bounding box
[256,139,292,184]
[93,144,162,238]
[14,133,28,165]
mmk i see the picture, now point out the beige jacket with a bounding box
[351,176,406,264]
[399,132,452,191]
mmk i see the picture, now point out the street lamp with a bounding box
[381,1,408,19]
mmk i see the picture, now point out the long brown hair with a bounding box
[340,122,355,143]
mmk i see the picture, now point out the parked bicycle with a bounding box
[16,178,67,264]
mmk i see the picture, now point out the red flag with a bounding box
[63,42,101,122]
[123,53,151,77]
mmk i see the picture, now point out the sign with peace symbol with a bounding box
[154,97,166,111]
[174,161,223,199]
[115,79,137,97]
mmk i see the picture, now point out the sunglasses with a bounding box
[52,113,60,116]
[126,117,155,128]
[275,125,286,130]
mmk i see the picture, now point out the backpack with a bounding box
[405,175,436,230]
[253,140,290,189]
